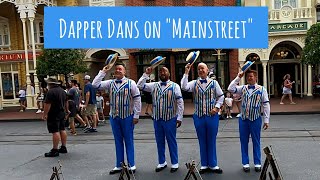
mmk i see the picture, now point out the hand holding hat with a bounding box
[103,53,119,72]
[145,67,153,75]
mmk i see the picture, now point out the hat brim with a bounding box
[44,78,60,84]
[150,56,166,68]
[105,53,119,68]
[186,51,200,66]
[241,61,254,72]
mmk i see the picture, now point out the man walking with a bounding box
[227,70,270,173]
[82,75,98,133]
[92,62,141,174]
[181,63,224,174]
[137,66,184,173]
[42,78,67,157]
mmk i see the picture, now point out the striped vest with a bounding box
[193,79,217,117]
[152,81,176,121]
[241,85,264,121]
[109,78,133,119]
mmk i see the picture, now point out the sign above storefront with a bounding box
[0,52,40,61]
[269,22,307,32]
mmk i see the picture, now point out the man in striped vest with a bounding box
[137,66,184,173]
[227,70,270,173]
[181,63,224,174]
[92,62,141,175]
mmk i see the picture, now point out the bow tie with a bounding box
[248,85,255,89]
[199,79,207,84]
[115,80,122,84]
[160,82,167,86]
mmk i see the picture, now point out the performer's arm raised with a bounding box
[92,65,113,90]
[228,71,244,94]
[137,67,156,92]
[181,64,196,92]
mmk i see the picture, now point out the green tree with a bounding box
[302,23,320,65]
[36,49,88,83]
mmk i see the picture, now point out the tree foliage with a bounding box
[36,49,88,78]
[302,23,320,65]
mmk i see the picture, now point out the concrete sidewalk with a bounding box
[0,97,319,121]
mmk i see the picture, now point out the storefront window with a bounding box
[1,73,13,99]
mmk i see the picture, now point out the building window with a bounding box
[28,18,44,44]
[0,17,10,47]
[145,0,155,6]
[274,0,296,9]
[317,5,320,22]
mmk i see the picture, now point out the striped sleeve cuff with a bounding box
[263,101,269,104]
[176,96,183,99]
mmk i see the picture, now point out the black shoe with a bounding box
[243,167,250,173]
[44,149,59,157]
[210,168,223,174]
[199,168,208,174]
[170,167,178,173]
[58,146,68,153]
[109,169,122,175]
[155,165,167,172]
[255,167,261,172]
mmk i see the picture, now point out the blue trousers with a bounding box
[193,114,219,167]
[239,117,262,165]
[153,117,178,165]
[110,115,135,168]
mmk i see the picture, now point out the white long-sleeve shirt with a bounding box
[137,73,184,121]
[180,74,224,109]
[92,70,141,119]
[228,76,270,123]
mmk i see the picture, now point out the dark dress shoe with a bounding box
[199,168,208,174]
[109,169,122,175]
[243,167,250,173]
[44,149,59,157]
[170,167,178,173]
[155,165,167,172]
[210,168,223,174]
[255,167,261,172]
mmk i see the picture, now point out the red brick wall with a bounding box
[229,49,239,80]
[129,54,138,81]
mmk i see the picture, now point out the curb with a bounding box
[1,111,319,122]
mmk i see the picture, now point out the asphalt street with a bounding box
[0,114,320,180]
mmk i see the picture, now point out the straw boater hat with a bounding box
[105,53,119,68]
[241,61,254,72]
[150,56,166,68]
[186,51,200,66]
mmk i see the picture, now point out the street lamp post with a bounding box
[212,49,226,85]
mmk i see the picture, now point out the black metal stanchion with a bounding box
[184,160,203,180]
[49,160,64,180]
[260,145,283,180]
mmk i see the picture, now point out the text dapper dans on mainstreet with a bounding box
[59,18,250,39]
